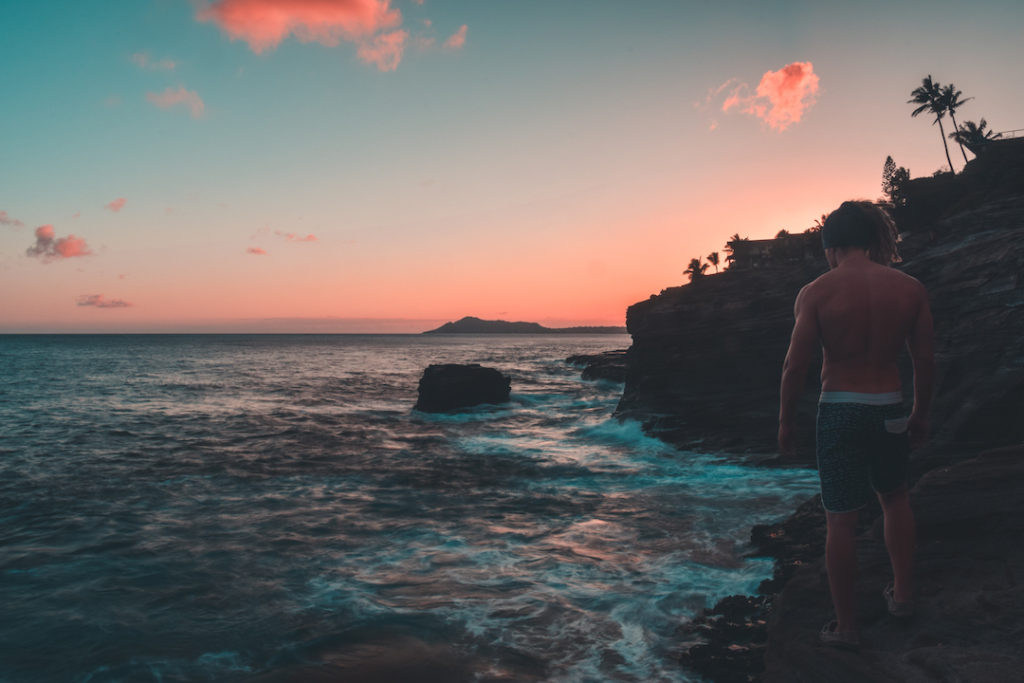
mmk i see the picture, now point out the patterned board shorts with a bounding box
[816,392,911,513]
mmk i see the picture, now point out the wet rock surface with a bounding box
[565,350,629,382]
[414,364,511,412]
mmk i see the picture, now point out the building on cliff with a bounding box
[726,231,824,270]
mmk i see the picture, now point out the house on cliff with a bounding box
[726,231,824,270]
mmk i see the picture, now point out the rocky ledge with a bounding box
[565,350,629,382]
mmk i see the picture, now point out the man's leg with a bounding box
[878,486,915,601]
[825,509,860,633]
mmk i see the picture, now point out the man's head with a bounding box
[821,201,900,267]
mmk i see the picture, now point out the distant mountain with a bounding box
[423,316,626,334]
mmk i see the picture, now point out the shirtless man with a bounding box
[778,200,934,648]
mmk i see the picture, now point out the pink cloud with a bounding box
[26,225,92,262]
[77,294,133,309]
[247,246,267,255]
[131,52,177,70]
[716,61,819,131]
[356,29,407,71]
[105,197,126,212]
[0,210,24,227]
[443,24,466,49]
[197,0,402,54]
[275,230,318,242]
[146,86,205,118]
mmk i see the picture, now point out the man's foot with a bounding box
[819,621,860,650]
[883,584,914,618]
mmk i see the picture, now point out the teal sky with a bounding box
[2,0,1022,331]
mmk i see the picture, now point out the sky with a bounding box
[2,0,1022,332]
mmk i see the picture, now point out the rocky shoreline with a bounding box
[578,142,1024,681]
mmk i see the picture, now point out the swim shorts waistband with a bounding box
[819,391,903,405]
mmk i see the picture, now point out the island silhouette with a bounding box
[423,316,626,334]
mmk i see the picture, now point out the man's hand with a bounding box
[908,412,929,449]
[778,421,797,459]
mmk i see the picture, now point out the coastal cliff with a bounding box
[615,138,1024,680]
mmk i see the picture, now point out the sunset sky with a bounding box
[2,0,1022,332]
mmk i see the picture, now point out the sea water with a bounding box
[0,334,818,682]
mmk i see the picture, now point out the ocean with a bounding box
[0,334,818,682]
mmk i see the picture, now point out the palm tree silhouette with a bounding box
[684,257,709,282]
[724,233,747,265]
[909,76,955,173]
[707,252,720,273]
[949,119,1002,156]
[940,84,973,164]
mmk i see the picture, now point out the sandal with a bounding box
[883,584,914,618]
[819,621,860,650]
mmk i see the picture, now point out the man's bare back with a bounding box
[780,249,934,452]
[806,253,929,393]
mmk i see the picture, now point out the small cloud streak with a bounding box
[712,61,820,131]
[131,52,177,70]
[196,0,402,57]
[1,210,24,227]
[247,246,267,255]
[105,197,126,212]
[26,225,92,262]
[146,86,205,118]
[443,24,467,49]
[77,294,133,309]
[275,230,318,242]
[356,29,407,71]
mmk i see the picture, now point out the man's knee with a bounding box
[877,484,910,508]
[826,509,860,534]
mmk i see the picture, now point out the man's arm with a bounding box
[779,285,818,457]
[907,283,935,448]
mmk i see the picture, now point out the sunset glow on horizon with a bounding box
[3,0,1022,332]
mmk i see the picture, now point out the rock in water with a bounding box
[415,364,511,412]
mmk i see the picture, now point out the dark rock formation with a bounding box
[617,254,826,457]
[424,316,626,334]
[414,364,511,412]
[565,350,629,382]
[763,445,1024,683]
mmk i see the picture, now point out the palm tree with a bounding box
[909,75,955,173]
[809,213,827,232]
[940,84,972,164]
[707,251,720,273]
[949,119,1002,156]
[684,257,709,282]
[723,233,747,264]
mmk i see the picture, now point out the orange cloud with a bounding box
[247,246,267,255]
[146,86,205,118]
[105,197,126,212]
[356,29,407,71]
[0,210,24,227]
[131,52,177,70]
[26,225,92,262]
[718,61,819,131]
[443,24,466,49]
[275,230,318,242]
[77,294,133,308]
[197,0,402,54]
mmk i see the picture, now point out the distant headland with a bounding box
[422,316,626,334]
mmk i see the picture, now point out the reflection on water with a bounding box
[0,334,817,682]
